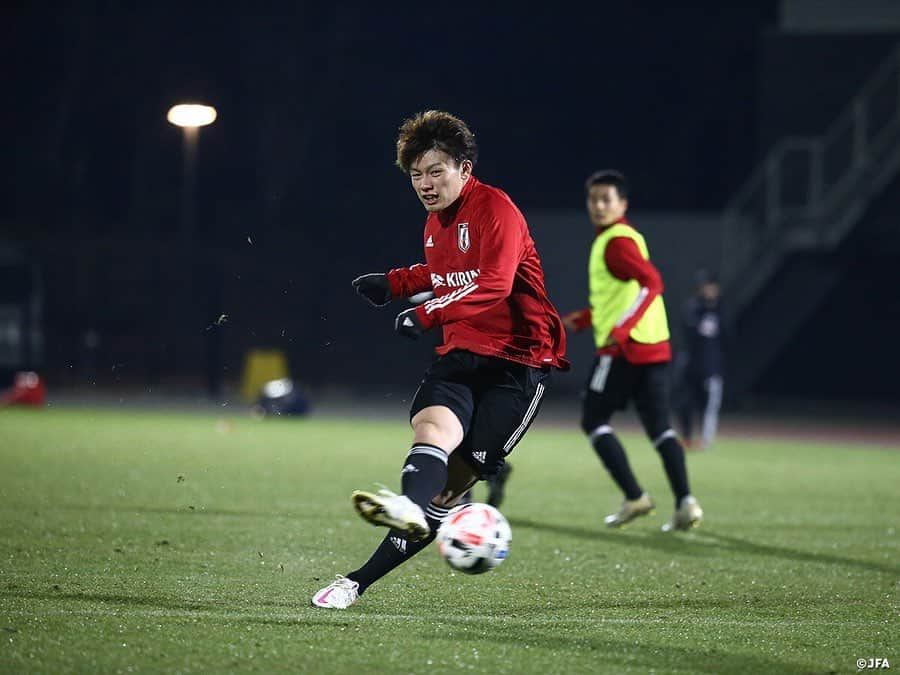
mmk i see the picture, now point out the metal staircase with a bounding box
[721,43,900,391]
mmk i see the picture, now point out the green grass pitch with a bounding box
[1,406,897,673]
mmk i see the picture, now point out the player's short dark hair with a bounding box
[695,268,719,285]
[395,110,478,173]
[585,170,629,200]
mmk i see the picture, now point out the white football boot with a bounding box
[311,575,359,609]
[661,495,704,532]
[603,492,655,528]
[351,488,429,541]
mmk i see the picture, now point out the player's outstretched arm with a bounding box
[386,263,433,298]
[351,273,392,307]
[563,308,592,332]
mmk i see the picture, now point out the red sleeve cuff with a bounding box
[610,325,630,345]
[574,308,592,332]
[386,270,403,298]
[415,304,437,330]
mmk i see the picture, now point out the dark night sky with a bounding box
[5,2,825,396]
[3,2,777,239]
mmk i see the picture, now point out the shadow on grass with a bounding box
[510,517,899,575]
[509,517,709,557]
[0,588,419,630]
[53,503,296,519]
[2,589,215,612]
[0,587,858,671]
[1,589,346,625]
[418,624,818,674]
[701,531,900,576]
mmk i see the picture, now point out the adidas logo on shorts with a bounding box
[401,463,419,474]
[390,536,407,553]
[472,451,487,463]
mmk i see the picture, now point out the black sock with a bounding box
[590,429,643,500]
[347,503,449,594]
[401,444,449,510]
[654,431,690,505]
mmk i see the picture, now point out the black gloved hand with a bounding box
[395,307,424,339]
[351,273,392,307]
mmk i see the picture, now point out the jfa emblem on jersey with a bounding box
[457,223,470,252]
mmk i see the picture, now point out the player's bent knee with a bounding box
[412,421,460,450]
[411,406,464,450]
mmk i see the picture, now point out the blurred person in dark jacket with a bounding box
[675,269,725,451]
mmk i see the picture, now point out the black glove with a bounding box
[395,307,424,339]
[351,273,392,307]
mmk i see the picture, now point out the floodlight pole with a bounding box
[166,104,221,399]
[180,125,199,242]
[167,104,215,242]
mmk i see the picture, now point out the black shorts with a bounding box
[410,350,551,480]
[580,355,672,440]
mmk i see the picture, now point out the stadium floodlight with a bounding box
[166,104,217,128]
[164,102,218,241]
[165,101,220,398]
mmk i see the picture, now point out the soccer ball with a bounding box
[436,503,512,574]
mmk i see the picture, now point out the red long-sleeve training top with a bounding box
[387,176,569,370]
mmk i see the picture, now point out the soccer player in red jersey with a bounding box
[312,110,568,609]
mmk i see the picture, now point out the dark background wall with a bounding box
[757,171,900,400]
[757,33,900,150]
[1,2,774,392]
[2,2,899,403]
